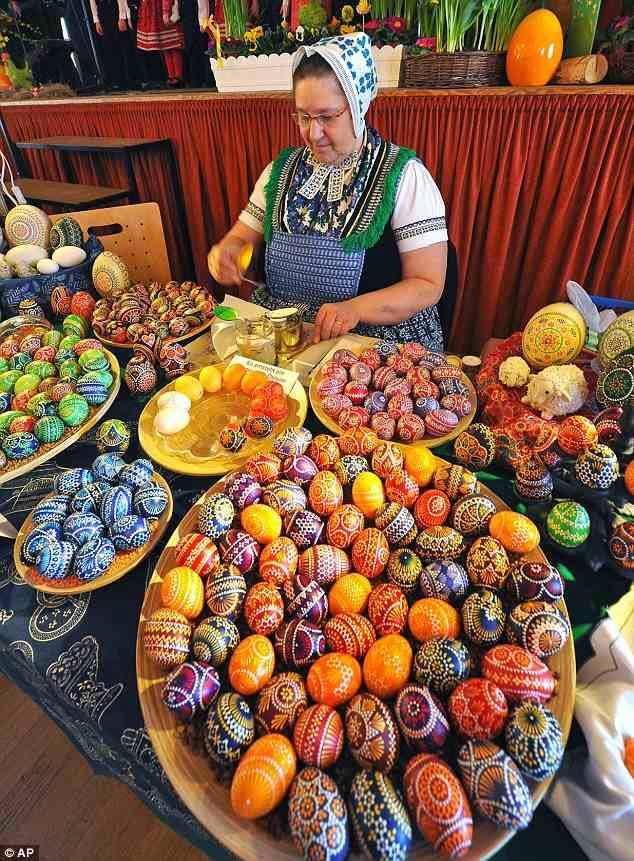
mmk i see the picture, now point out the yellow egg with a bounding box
[174,375,204,402]
[506,10,563,86]
[489,511,540,554]
[230,734,296,819]
[241,503,282,545]
[199,365,223,393]
[329,573,372,615]
[404,446,437,487]
[160,566,204,620]
[352,471,385,518]
[521,302,586,369]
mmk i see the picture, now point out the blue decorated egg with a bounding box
[109,514,151,550]
[204,692,254,765]
[35,539,75,580]
[333,455,369,487]
[198,492,235,539]
[162,660,221,723]
[55,467,94,495]
[413,638,472,697]
[288,767,349,861]
[419,561,470,605]
[69,484,100,514]
[394,683,450,752]
[461,588,507,646]
[3,431,39,460]
[32,494,69,526]
[504,702,564,781]
[92,453,126,483]
[457,740,533,830]
[21,522,62,564]
[349,770,412,861]
[100,485,133,524]
[73,536,116,580]
[0,392,11,412]
[506,600,570,658]
[75,379,109,406]
[192,616,240,666]
[63,512,105,546]
[273,426,313,459]
[134,481,169,518]
[118,458,154,490]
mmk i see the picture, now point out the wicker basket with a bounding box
[400,50,507,88]
[606,49,634,83]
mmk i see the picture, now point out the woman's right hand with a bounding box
[207,240,243,287]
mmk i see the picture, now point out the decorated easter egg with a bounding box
[243,581,284,635]
[349,770,412,861]
[160,566,204,619]
[307,653,362,707]
[100,484,133,524]
[308,470,343,516]
[364,391,388,416]
[285,509,324,551]
[386,548,423,594]
[514,457,554,501]
[403,753,473,859]
[259,536,299,585]
[243,453,282,486]
[454,423,496,469]
[21,522,62,565]
[434,463,479,501]
[385,469,420,508]
[414,396,440,418]
[241,503,282,545]
[546,500,590,548]
[409,598,461,643]
[297,544,350,587]
[244,413,273,440]
[363,634,413,700]
[219,528,260,574]
[92,453,125,483]
[596,361,634,407]
[142,608,191,669]
[506,600,570,658]
[32,494,68,526]
[451,494,497,537]
[371,441,404,478]
[192,616,240,666]
[599,310,634,366]
[204,564,247,618]
[219,422,246,452]
[466,536,509,589]
[338,427,379,457]
[425,409,459,438]
[4,204,51,247]
[413,638,471,697]
[231,733,296,819]
[286,572,328,625]
[262,479,307,518]
[92,250,130,297]
[367,582,408,636]
[387,394,414,421]
[255,672,307,736]
[328,573,372,616]
[457,740,532,829]
[63,511,104,546]
[229,634,275,696]
[416,526,465,563]
[395,683,450,752]
[33,415,65,444]
[375,502,417,547]
[75,379,108,406]
[481,644,556,703]
[609,522,634,570]
[414,490,451,528]
[371,412,396,440]
[50,216,83,249]
[489,511,540,554]
[333,454,368,486]
[272,426,312,459]
[3,431,39,459]
[461,588,506,646]
[595,407,624,444]
[175,532,220,576]
[223,472,262,509]
[324,613,376,658]
[352,527,389,579]
[293,705,344,768]
[133,481,168,518]
[345,692,399,771]
[162,661,220,723]
[448,678,508,741]
[308,434,340,469]
[397,413,426,442]
[204,692,254,765]
[317,375,346,398]
[35,538,74,580]
[326,504,365,549]
[506,560,564,603]
[575,443,619,490]
[521,301,585,368]
[322,393,353,418]
[118,458,154,490]
[288,767,350,861]
[109,514,150,551]
[441,394,473,418]
[338,407,370,430]
[71,539,112,580]
[275,619,325,668]
[282,454,318,486]
[504,701,564,781]
[558,415,597,455]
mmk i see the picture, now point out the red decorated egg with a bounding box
[386,352,414,376]
[395,684,450,752]
[322,393,353,418]
[317,375,345,398]
[143,608,191,669]
[293,703,344,768]
[413,379,440,399]
[371,441,404,478]
[345,692,400,772]
[387,394,414,420]
[370,412,397,440]
[466,537,509,590]
[308,470,344,516]
[243,453,282,485]
[384,378,413,400]
[306,652,362,707]
[338,427,380,456]
[481,644,556,703]
[255,672,308,736]
[308,434,340,469]
[349,361,372,385]
[397,413,426,442]
[174,532,220,577]
[297,544,350,586]
[352,527,390,579]
[425,409,459,437]
[414,490,451,528]
[367,582,408,635]
[448,678,508,740]
[385,469,419,508]
[373,366,398,390]
[244,581,284,635]
[70,291,96,320]
[259,536,298,585]
[359,347,382,370]
[275,618,325,667]
[440,394,473,418]
[326,504,365,549]
[344,381,369,405]
[324,613,376,658]
[332,348,358,368]
[321,362,348,383]
[338,407,370,430]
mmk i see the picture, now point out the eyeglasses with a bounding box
[291,106,349,130]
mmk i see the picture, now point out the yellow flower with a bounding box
[340,23,357,33]
[341,5,354,22]
[356,0,371,15]
[281,18,289,30]
[253,26,264,37]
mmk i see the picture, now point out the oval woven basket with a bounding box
[400,50,507,88]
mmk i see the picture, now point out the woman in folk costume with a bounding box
[209,32,448,348]
[137,0,185,85]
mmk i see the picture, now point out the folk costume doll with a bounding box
[137,0,185,85]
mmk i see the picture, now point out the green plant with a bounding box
[299,0,328,29]
[473,0,528,51]
[435,0,478,51]
[597,14,634,53]
[223,0,248,39]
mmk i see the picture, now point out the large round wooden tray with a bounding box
[0,348,121,487]
[14,471,173,595]
[136,455,575,861]
[95,318,212,352]
[138,363,308,477]
[309,343,477,449]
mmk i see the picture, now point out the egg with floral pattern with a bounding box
[262,479,307,517]
[34,538,74,580]
[461,588,507,646]
[308,470,343,516]
[504,701,564,781]
[275,619,325,668]
[419,561,470,605]
[326,504,365,549]
[338,406,369,430]
[293,704,344,768]
[228,634,275,696]
[243,452,282,486]
[142,608,191,669]
[481,644,556,703]
[162,660,220,723]
[197,492,234,540]
[413,638,471,698]
[370,412,396,440]
[363,634,413,700]
[454,424,496,469]
[351,527,389,579]
[367,582,408,635]
[307,652,362,707]
[489,511,541,554]
[457,740,532,830]
[192,616,240,666]
[371,441,403,478]
[308,434,340,469]
[230,734,296,819]
[219,528,260,574]
[282,454,318,486]
[2,431,39,460]
[349,770,412,861]
[448,678,508,741]
[385,469,422,508]
[414,489,451,528]
[345,692,400,772]
[324,613,376,659]
[255,672,308,736]
[506,600,570,658]
[204,692,254,765]
[466,536,509,589]
[338,426,380,457]
[284,509,324,550]
[395,683,450,753]
[204,564,247,618]
[288,767,350,861]
[73,536,116,581]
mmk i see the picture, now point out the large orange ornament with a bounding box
[506,10,563,87]
[489,511,540,554]
[160,566,204,620]
[408,598,462,643]
[306,652,362,707]
[329,573,373,615]
[230,734,296,819]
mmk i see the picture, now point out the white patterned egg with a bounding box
[63,512,105,546]
[134,482,169,518]
[109,515,151,550]
[288,767,350,861]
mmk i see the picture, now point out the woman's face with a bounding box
[294,74,359,164]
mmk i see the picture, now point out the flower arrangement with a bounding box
[597,14,634,82]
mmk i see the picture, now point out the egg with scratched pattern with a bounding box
[293,704,344,768]
[204,692,254,765]
[345,692,399,772]
[288,767,350,861]
[395,684,450,753]
[349,770,412,861]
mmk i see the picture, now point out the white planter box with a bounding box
[210,44,403,93]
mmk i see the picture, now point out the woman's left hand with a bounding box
[313,300,361,343]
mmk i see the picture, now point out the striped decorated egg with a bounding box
[409,598,461,643]
[481,644,556,703]
[371,441,404,478]
[72,535,116,581]
[505,560,564,603]
[288,767,349,861]
[160,566,204,619]
[514,456,554,501]
[419,561,470,605]
[351,527,389,579]
[461,588,506,646]
[3,431,39,459]
[228,634,275,696]
[297,544,350,586]
[413,638,471,697]
[293,704,344,768]
[324,613,376,658]
[75,379,108,406]
[414,489,452,528]
[425,408,459,437]
[451,494,497,537]
[286,572,328,626]
[21,522,62,564]
[262,479,306,517]
[204,564,247,618]
[109,514,150,551]
[506,600,570,658]
[284,509,323,550]
[363,634,413,700]
[142,608,191,669]
[57,393,89,427]
[162,660,220,722]
[34,538,74,580]
[395,683,450,752]
[333,454,369,486]
[307,652,362,707]
[416,526,465,562]
[175,532,220,576]
[204,693,254,765]
[100,485,133,524]
[457,741,532,830]
[192,616,240,666]
[448,678,508,740]
[34,415,65,444]
[375,501,417,546]
[63,512,104,547]
[368,582,408,635]
[230,734,296,819]
[546,500,590,548]
[349,770,412,861]
[326,504,365,549]
[308,470,343,516]
[244,581,284,635]
[346,692,399,771]
[343,382,369,406]
[282,454,319,486]
[32,494,68,526]
[243,452,282,486]
[275,619,325,668]
[504,701,564,781]
[223,472,262,509]
[255,671,307,736]
[219,528,260,574]
[466,536,509,589]
[386,548,423,594]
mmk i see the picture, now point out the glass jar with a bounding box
[235,315,276,365]
[266,307,303,356]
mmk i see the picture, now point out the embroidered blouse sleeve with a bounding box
[238,162,272,234]
[391,159,448,253]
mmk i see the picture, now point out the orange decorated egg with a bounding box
[466,536,510,589]
[385,469,419,508]
[324,613,376,658]
[297,544,350,586]
[240,503,282,545]
[228,634,275,695]
[258,536,298,585]
[230,734,296,819]
[243,452,282,485]
[308,470,344,516]
[345,692,400,772]
[363,634,413,699]
[404,446,437,487]
[558,415,598,456]
[351,527,390,579]
[489,511,540,554]
[625,460,634,496]
[142,607,191,669]
[367,582,409,635]
[308,434,340,469]
[174,532,220,577]
[414,489,451,528]
[243,581,284,635]
[372,441,404,478]
[326,504,365,549]
[293,703,344,768]
[481,644,556,703]
[506,10,564,88]
[306,652,362,707]
[448,678,508,740]
[338,426,380,456]
[408,598,461,642]
[160,566,204,620]
[329,573,372,615]
[352,471,385,518]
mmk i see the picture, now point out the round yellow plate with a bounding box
[309,342,477,449]
[136,458,575,861]
[14,471,173,595]
[138,363,308,476]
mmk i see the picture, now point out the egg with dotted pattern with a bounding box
[466,536,510,590]
[73,535,116,581]
[504,701,564,781]
[204,564,247,618]
[219,423,246,452]
[395,683,450,753]
[324,613,376,659]
[375,501,417,547]
[490,511,541,554]
[558,414,597,455]
[297,544,350,587]
[63,511,104,547]
[409,598,462,643]
[386,548,423,594]
[546,500,590,548]
[259,536,298,585]
[308,470,343,516]
[349,770,412,861]
[100,485,133,525]
[285,509,324,551]
[338,426,380,457]
[142,607,191,669]
[32,494,68,526]
[461,588,506,646]
[414,489,451,528]
[326,504,365,549]
[286,572,328,626]
[244,581,284,636]
[293,704,344,768]
[419,561,470,605]
[275,618,325,668]
[371,441,404,478]
[514,457,554,501]
[609,522,634,570]
[333,454,368,486]
[413,638,471,698]
[454,423,496,469]
[197,493,235,540]
[505,559,564,603]
[352,527,389,579]
[192,616,240,667]
[288,767,350,861]
[451,494,497,537]
[367,582,408,635]
[575,443,619,490]
[162,660,220,723]
[34,538,74,580]
[223,472,262,509]
[204,692,254,765]
[255,671,308,736]
[21,522,62,565]
[481,644,556,703]
[506,600,570,658]
[449,678,508,741]
[416,526,465,563]
[307,652,362,707]
[345,692,400,772]
[262,479,307,518]
[272,425,312,459]
[228,634,275,696]
[118,458,154,490]
[219,528,260,574]
[363,634,413,700]
[434,463,479,501]
[328,573,372,616]
[230,734,297,820]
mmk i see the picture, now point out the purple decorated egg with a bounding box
[286,571,329,625]
[414,396,440,418]
[162,660,220,722]
[395,683,450,751]
[223,472,262,509]
[285,509,323,550]
[219,528,260,574]
[364,391,387,416]
[282,454,318,485]
[275,619,326,667]
[425,409,459,437]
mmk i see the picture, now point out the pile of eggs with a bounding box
[21,454,167,583]
[0,319,116,469]
[142,425,569,860]
[91,281,215,346]
[315,343,474,444]
[0,208,87,280]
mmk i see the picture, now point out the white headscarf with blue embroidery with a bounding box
[291,32,378,139]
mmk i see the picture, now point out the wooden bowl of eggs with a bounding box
[137,430,575,861]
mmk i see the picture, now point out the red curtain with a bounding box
[1,90,632,353]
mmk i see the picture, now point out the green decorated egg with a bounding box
[78,349,109,373]
[34,415,65,444]
[0,410,26,436]
[14,373,41,395]
[25,360,56,380]
[0,370,22,392]
[58,359,81,381]
[43,330,62,350]
[59,334,80,352]
[598,310,634,367]
[96,419,131,454]
[62,314,88,338]
[84,369,114,388]
[546,501,590,548]
[0,358,9,373]
[27,394,56,418]
[58,393,90,427]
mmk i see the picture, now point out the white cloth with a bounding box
[238,158,448,253]
[547,587,634,861]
